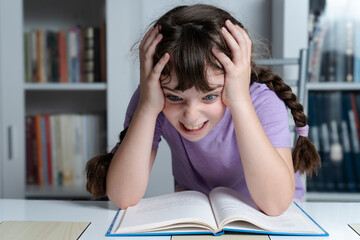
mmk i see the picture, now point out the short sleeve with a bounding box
[250,83,291,148]
[110,86,163,154]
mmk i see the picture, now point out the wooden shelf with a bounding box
[306,192,360,202]
[24,83,106,91]
[307,82,360,91]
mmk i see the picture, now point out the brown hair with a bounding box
[154,4,320,174]
[86,4,320,199]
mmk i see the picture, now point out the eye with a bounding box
[203,94,218,102]
[166,95,182,102]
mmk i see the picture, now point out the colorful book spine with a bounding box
[35,115,44,185]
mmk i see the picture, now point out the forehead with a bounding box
[162,67,224,89]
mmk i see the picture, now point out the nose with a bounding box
[183,102,200,124]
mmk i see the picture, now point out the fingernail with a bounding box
[226,20,232,25]
[221,27,227,33]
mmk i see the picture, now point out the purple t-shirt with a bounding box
[113,82,304,199]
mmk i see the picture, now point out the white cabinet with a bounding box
[0,0,25,198]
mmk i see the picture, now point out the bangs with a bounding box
[154,4,240,92]
[160,28,226,93]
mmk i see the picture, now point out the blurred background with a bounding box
[0,0,359,203]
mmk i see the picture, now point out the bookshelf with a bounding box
[0,0,135,199]
[305,0,360,201]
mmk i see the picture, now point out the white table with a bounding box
[1,199,360,240]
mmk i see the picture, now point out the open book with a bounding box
[106,187,328,237]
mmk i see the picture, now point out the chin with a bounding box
[180,133,206,142]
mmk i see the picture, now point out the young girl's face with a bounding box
[161,67,226,142]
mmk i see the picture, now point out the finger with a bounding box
[142,33,163,74]
[211,47,234,73]
[140,25,160,51]
[225,20,251,61]
[221,26,242,65]
[139,26,155,49]
[233,24,252,57]
[149,53,170,82]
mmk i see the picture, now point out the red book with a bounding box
[44,115,53,185]
[58,30,68,83]
[35,115,44,185]
[350,93,360,141]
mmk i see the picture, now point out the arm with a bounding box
[106,26,170,209]
[212,20,294,216]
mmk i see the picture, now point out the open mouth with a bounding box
[179,121,208,135]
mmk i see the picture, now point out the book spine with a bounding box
[30,31,37,82]
[73,115,85,186]
[54,115,63,186]
[36,30,44,83]
[61,115,74,185]
[40,116,48,185]
[84,27,95,82]
[58,30,68,83]
[341,93,357,192]
[49,115,58,186]
[25,116,35,184]
[44,114,53,185]
[317,94,335,191]
[35,115,44,185]
[345,22,354,82]
[354,21,360,83]
[307,93,317,191]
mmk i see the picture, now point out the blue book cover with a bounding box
[106,187,328,237]
[315,93,334,191]
[307,93,320,191]
[341,93,357,192]
[354,94,360,190]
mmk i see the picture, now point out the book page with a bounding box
[209,187,324,234]
[172,233,270,240]
[114,190,218,234]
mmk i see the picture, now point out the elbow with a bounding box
[261,203,290,216]
[107,190,141,210]
[259,195,293,216]
[106,184,143,210]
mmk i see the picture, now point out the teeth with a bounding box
[183,122,205,130]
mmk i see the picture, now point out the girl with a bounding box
[86,4,320,216]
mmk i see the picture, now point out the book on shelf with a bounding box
[23,23,106,84]
[308,91,360,193]
[355,21,360,83]
[107,187,328,237]
[308,1,360,83]
[25,113,106,187]
[341,93,357,192]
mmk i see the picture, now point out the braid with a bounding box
[251,63,321,176]
[86,127,129,199]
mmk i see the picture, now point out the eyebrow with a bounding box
[161,85,224,93]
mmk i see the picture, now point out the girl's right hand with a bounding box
[138,25,170,116]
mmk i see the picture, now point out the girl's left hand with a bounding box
[212,20,252,109]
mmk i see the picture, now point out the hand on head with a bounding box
[212,20,253,108]
[138,25,170,116]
